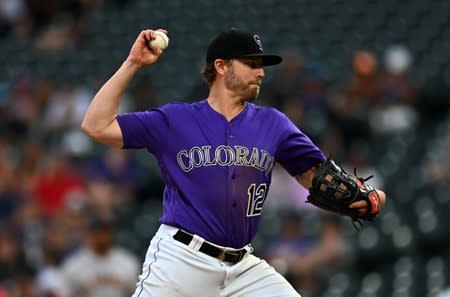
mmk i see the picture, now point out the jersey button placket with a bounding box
[228,123,235,142]
[227,124,236,182]
[226,123,233,240]
[228,124,237,210]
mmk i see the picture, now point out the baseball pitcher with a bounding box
[81,28,386,297]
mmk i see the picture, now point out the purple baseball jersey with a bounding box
[116,99,325,248]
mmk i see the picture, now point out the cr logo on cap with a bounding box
[253,35,263,52]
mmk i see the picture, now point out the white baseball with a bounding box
[149,31,169,50]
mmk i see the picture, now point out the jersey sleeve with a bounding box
[275,115,326,176]
[116,108,169,154]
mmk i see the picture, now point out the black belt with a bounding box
[173,230,249,263]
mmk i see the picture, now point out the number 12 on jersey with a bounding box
[246,183,267,217]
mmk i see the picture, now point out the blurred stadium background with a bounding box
[1,0,450,297]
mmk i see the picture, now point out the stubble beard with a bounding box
[224,68,260,101]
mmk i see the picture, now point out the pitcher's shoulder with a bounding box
[247,103,288,120]
[155,100,200,114]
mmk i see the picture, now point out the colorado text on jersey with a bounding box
[176,145,275,173]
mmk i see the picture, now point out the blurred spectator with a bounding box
[0,0,29,38]
[35,218,73,297]
[13,142,43,195]
[1,76,55,142]
[0,229,36,295]
[54,198,87,251]
[32,153,85,218]
[26,0,79,33]
[342,141,384,189]
[260,48,329,141]
[87,148,141,198]
[347,50,381,105]
[61,214,139,297]
[263,211,315,291]
[265,163,317,212]
[85,180,121,219]
[263,212,351,297]
[316,126,346,162]
[261,47,304,111]
[26,0,102,50]
[11,197,44,269]
[63,131,94,158]
[3,143,46,268]
[42,82,92,142]
[35,18,77,52]
[3,71,39,139]
[422,127,450,185]
[40,79,132,156]
[85,148,145,217]
[32,79,55,115]
[291,216,351,297]
[293,62,330,139]
[329,50,380,145]
[0,137,20,221]
[369,45,418,135]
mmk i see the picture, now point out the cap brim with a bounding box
[241,53,283,66]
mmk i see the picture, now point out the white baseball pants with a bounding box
[131,224,300,297]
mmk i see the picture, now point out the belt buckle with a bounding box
[218,250,226,261]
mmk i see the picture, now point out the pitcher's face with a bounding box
[224,58,265,101]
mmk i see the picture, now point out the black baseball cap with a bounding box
[206,29,283,66]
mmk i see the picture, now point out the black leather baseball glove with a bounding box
[306,158,381,229]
